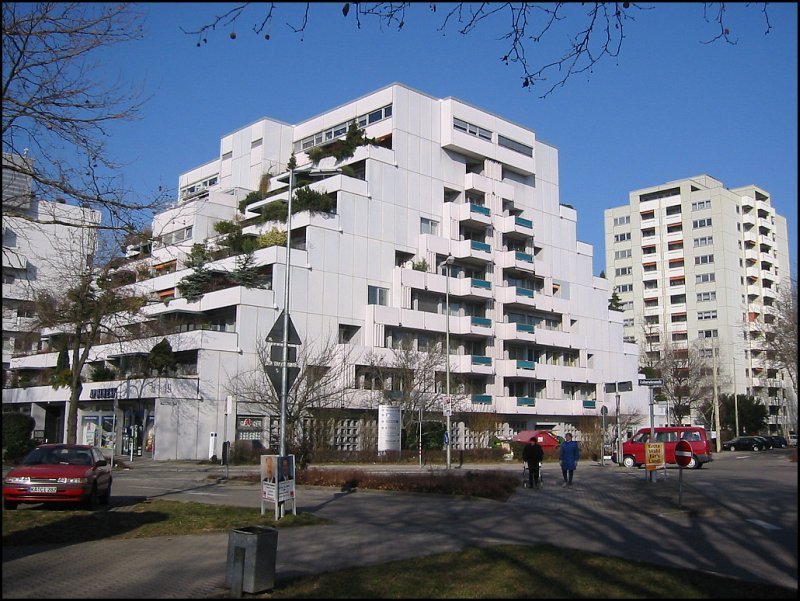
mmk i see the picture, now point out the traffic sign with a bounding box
[638,378,663,387]
[675,440,693,468]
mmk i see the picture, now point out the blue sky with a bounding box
[102,2,797,277]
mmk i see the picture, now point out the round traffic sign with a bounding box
[675,440,693,468]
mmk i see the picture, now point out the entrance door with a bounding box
[44,404,65,443]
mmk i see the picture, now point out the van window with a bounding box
[681,431,701,442]
[631,432,649,443]
[656,431,677,442]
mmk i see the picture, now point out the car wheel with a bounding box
[729,445,736,451]
[100,480,112,505]
[687,456,698,469]
[4,500,18,510]
[752,445,761,451]
[84,485,99,510]
[622,456,636,468]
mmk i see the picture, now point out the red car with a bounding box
[613,426,713,469]
[3,444,113,510]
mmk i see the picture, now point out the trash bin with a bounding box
[225,526,279,594]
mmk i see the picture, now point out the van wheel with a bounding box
[622,456,636,468]
[687,456,698,469]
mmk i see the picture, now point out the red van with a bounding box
[613,426,713,469]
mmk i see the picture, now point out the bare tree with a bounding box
[2,3,165,231]
[225,334,354,453]
[750,278,798,433]
[658,340,717,425]
[26,229,155,444]
[182,3,772,98]
[362,337,449,437]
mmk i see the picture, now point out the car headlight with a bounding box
[5,476,31,484]
[57,477,88,484]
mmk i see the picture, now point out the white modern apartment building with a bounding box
[604,175,792,434]
[2,153,102,442]
[3,84,645,460]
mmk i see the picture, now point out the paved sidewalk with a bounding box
[3,459,797,598]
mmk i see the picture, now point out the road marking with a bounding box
[746,519,781,530]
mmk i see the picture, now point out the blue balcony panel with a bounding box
[470,203,491,216]
[517,397,536,407]
[470,316,492,328]
[472,394,492,405]
[471,241,491,253]
[471,355,492,366]
[515,216,533,229]
[471,278,492,289]
[516,360,536,370]
[582,400,597,409]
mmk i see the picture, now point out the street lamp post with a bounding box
[276,165,342,458]
[438,254,454,469]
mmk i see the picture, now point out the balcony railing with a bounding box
[516,397,536,407]
[471,355,492,366]
[470,203,491,216]
[472,394,492,404]
[470,316,492,328]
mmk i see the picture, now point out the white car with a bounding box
[788,434,798,447]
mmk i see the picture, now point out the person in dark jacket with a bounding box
[559,432,580,486]
[522,436,544,488]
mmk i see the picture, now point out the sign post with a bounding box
[674,439,693,508]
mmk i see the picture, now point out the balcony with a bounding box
[496,214,533,236]
[494,249,535,272]
[516,397,536,407]
[452,201,492,227]
[495,286,536,309]
[471,394,493,405]
[451,239,493,263]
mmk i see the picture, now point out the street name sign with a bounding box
[638,378,663,387]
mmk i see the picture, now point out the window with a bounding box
[694,236,713,247]
[696,273,715,284]
[695,254,714,265]
[420,217,438,236]
[668,258,684,268]
[644,299,659,308]
[498,135,533,157]
[615,267,632,276]
[691,200,711,211]
[667,224,682,233]
[621,301,634,311]
[697,291,716,302]
[693,218,712,228]
[643,263,657,273]
[671,313,687,323]
[668,241,683,251]
[2,228,16,247]
[642,246,657,255]
[670,277,685,286]
[368,285,389,306]
[613,216,630,226]
[615,249,632,260]
[623,318,634,327]
[644,315,659,324]
[614,232,631,243]
[670,294,686,304]
[665,205,682,216]
[644,280,658,290]
[699,329,718,338]
[640,210,655,220]
[672,332,688,342]
[294,105,393,153]
[616,284,633,293]
[453,118,492,141]
[640,228,655,238]
[698,310,717,320]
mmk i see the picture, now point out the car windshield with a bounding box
[22,447,92,466]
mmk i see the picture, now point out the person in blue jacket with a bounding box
[559,432,580,486]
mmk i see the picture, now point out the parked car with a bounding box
[764,435,787,449]
[788,434,798,447]
[753,435,773,450]
[722,436,764,451]
[612,426,713,469]
[2,444,112,510]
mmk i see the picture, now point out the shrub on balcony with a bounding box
[256,228,286,248]
[90,364,117,382]
[231,252,268,289]
[307,122,378,163]
[412,259,429,272]
[147,338,177,376]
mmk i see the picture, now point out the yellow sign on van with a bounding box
[645,442,665,471]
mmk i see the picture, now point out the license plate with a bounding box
[30,486,58,493]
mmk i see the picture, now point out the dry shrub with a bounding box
[296,468,518,501]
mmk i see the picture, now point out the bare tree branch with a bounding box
[180,3,772,99]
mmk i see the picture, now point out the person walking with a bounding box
[559,432,580,486]
[522,436,544,488]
